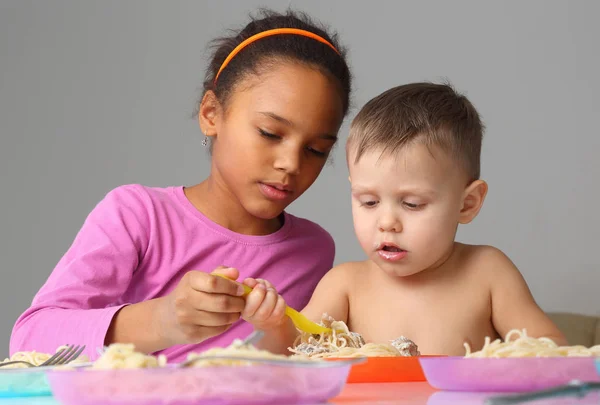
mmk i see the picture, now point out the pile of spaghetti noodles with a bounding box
[289,313,420,358]
[185,337,317,367]
[92,344,167,369]
[464,329,600,358]
[92,340,306,369]
[0,346,90,369]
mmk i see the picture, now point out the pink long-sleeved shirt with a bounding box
[10,184,334,362]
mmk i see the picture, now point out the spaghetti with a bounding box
[186,338,316,367]
[91,340,315,370]
[289,313,420,358]
[464,329,600,358]
[92,344,166,369]
[1,346,89,369]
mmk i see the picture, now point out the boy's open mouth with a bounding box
[376,242,408,262]
[377,243,405,252]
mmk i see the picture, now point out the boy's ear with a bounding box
[459,179,488,224]
[198,90,221,138]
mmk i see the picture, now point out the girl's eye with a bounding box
[258,129,281,140]
[306,147,327,157]
[259,129,328,158]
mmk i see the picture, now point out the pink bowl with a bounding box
[46,360,356,405]
[419,356,600,392]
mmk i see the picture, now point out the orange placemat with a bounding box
[328,355,444,383]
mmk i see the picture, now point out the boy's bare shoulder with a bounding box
[316,260,371,288]
[459,243,512,264]
[327,260,371,278]
[458,243,519,277]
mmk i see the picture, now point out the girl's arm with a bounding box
[10,185,151,360]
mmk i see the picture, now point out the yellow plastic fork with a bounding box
[214,274,331,335]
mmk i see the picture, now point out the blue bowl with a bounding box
[0,368,52,398]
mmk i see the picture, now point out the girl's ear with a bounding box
[198,90,221,139]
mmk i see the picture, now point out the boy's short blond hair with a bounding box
[347,82,484,181]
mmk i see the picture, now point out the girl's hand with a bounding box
[158,266,246,346]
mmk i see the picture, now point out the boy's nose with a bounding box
[378,212,402,233]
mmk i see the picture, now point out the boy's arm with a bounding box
[256,263,351,354]
[253,317,300,355]
[301,263,351,324]
[488,247,568,345]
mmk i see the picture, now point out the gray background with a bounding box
[1,0,598,353]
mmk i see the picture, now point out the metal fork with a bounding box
[0,344,86,368]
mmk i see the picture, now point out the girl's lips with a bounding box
[258,183,291,201]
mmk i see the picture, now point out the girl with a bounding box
[10,8,352,362]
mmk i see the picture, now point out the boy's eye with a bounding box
[403,201,423,210]
[361,200,378,208]
[258,129,281,139]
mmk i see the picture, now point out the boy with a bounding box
[240,82,566,355]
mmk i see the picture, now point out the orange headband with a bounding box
[213,28,340,85]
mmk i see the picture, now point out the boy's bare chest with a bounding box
[347,284,497,356]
